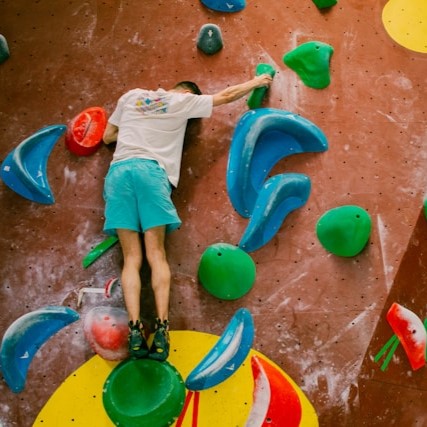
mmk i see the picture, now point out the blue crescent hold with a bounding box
[185,308,254,391]
[0,306,79,393]
[200,0,246,13]
[0,124,66,204]
[226,108,328,218]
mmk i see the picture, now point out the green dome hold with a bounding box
[312,0,337,8]
[197,24,223,55]
[198,243,256,300]
[283,41,334,89]
[316,205,372,257]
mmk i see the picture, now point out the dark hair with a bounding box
[174,81,202,95]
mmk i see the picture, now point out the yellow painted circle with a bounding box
[34,331,318,426]
[382,0,427,53]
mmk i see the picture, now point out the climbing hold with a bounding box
[0,306,79,393]
[424,198,427,220]
[239,173,311,253]
[82,235,119,268]
[316,205,372,257]
[312,0,337,8]
[198,243,256,300]
[197,24,223,55]
[227,108,328,218]
[386,303,426,371]
[103,358,185,427]
[65,107,107,156]
[0,34,10,64]
[83,307,129,361]
[0,125,66,204]
[247,63,276,109]
[283,41,334,89]
[200,0,246,13]
[245,355,302,427]
[185,308,254,390]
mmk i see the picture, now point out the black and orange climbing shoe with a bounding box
[148,319,170,362]
[128,320,149,359]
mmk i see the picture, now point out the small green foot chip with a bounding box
[283,41,334,89]
[0,35,10,64]
[312,0,337,8]
[247,63,276,109]
[197,24,223,55]
[424,198,427,220]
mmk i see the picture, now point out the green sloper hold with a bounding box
[283,41,334,89]
[0,35,10,64]
[198,243,256,300]
[424,198,427,220]
[247,63,276,109]
[197,24,223,55]
[316,205,372,257]
[312,0,337,8]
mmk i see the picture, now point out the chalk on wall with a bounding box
[0,34,10,64]
[197,24,223,55]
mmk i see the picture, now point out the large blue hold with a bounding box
[227,108,328,218]
[1,124,66,204]
[200,0,246,13]
[0,306,79,393]
[239,173,311,252]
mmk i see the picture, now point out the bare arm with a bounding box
[212,74,273,107]
[103,122,119,145]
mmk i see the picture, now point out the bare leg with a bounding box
[144,225,170,322]
[116,229,143,323]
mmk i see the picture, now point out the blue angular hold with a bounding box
[239,173,311,252]
[0,124,66,204]
[200,0,246,13]
[185,308,254,391]
[0,306,80,393]
[227,108,328,218]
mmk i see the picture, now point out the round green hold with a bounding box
[198,243,256,300]
[103,359,185,427]
[316,205,372,257]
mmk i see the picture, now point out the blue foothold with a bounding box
[197,24,223,55]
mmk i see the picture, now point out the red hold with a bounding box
[386,303,426,371]
[65,107,107,156]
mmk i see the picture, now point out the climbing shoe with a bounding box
[128,320,149,359]
[148,319,170,361]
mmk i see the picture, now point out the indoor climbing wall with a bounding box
[0,0,426,426]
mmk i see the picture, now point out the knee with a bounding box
[123,253,143,271]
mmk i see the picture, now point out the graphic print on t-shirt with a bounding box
[135,94,169,115]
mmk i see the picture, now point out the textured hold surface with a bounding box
[200,0,246,13]
[198,243,256,299]
[283,41,334,89]
[312,0,337,8]
[0,34,10,63]
[197,24,223,55]
[316,205,372,257]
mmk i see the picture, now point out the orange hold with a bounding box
[65,107,107,156]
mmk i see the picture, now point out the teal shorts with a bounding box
[103,159,182,235]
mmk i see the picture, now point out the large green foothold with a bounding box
[316,205,372,257]
[103,359,185,427]
[0,35,10,64]
[198,243,256,300]
[197,24,223,55]
[283,41,334,89]
[312,0,337,8]
[247,63,276,109]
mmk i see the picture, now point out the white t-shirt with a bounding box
[108,88,213,187]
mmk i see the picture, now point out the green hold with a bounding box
[0,35,10,64]
[424,198,427,220]
[283,41,334,89]
[198,243,256,300]
[197,24,223,55]
[316,205,372,257]
[247,63,276,109]
[312,0,337,8]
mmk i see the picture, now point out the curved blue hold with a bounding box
[185,308,254,391]
[0,306,79,393]
[239,173,311,253]
[227,108,328,218]
[0,125,67,204]
[200,0,246,13]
